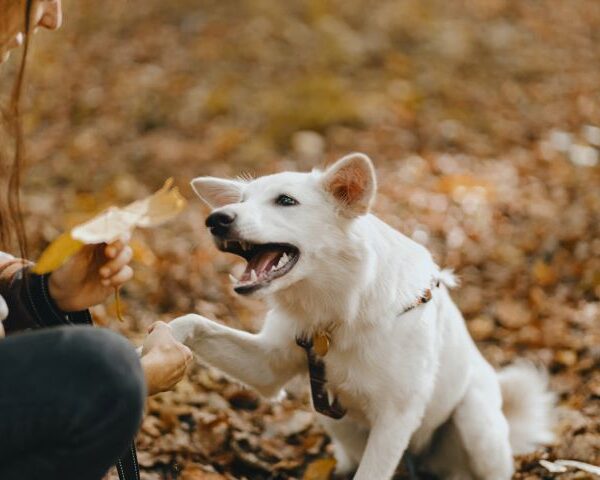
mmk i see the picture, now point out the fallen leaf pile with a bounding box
[1,0,598,478]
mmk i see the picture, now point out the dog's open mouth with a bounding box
[217,239,300,294]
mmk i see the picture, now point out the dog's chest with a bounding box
[317,332,403,416]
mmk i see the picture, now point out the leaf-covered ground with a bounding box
[2,0,599,478]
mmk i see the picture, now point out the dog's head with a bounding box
[191,153,377,297]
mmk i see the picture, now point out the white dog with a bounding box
[170,153,554,479]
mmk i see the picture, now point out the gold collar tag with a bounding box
[313,331,331,357]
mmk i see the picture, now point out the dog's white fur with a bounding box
[170,153,554,479]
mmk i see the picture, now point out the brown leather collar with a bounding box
[296,278,440,420]
[296,335,347,419]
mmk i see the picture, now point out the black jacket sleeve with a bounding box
[0,260,92,334]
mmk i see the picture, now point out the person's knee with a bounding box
[60,327,146,437]
[37,327,146,478]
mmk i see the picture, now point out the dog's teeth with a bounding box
[327,389,335,406]
[223,240,229,249]
[228,274,238,284]
[276,253,290,269]
[250,269,258,282]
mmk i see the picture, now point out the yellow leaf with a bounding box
[303,458,336,480]
[31,232,84,275]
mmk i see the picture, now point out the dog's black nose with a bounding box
[205,211,236,236]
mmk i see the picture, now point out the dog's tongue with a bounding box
[243,248,281,280]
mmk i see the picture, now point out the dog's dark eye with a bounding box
[275,194,299,206]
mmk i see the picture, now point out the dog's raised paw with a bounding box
[168,314,206,344]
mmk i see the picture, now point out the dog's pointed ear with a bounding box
[321,153,376,216]
[190,177,243,208]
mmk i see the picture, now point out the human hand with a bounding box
[141,321,193,396]
[48,240,133,312]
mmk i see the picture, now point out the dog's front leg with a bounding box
[353,404,424,480]
[169,314,303,397]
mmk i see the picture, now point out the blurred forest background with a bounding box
[2,0,600,478]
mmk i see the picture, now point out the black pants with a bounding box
[0,326,146,480]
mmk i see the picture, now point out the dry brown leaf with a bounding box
[140,415,163,438]
[554,349,578,367]
[302,458,336,480]
[123,177,187,228]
